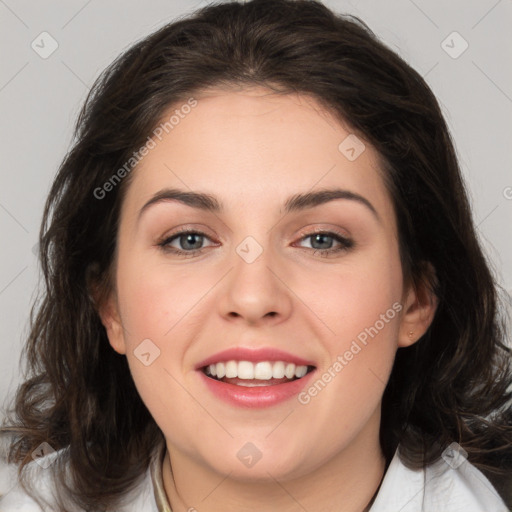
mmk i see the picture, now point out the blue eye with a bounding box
[158,229,353,258]
[158,230,214,257]
[297,231,353,257]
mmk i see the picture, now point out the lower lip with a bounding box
[198,369,316,408]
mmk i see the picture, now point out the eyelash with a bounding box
[157,227,354,258]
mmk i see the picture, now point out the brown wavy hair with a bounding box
[2,0,512,509]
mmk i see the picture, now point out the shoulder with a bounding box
[0,449,159,512]
[370,444,510,512]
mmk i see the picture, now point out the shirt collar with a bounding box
[149,440,173,512]
[148,442,508,512]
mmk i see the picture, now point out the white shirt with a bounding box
[0,444,509,511]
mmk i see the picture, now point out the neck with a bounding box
[161,411,386,512]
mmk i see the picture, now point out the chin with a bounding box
[196,438,325,483]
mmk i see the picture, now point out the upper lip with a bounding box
[195,347,316,370]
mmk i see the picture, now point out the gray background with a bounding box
[0,0,511,467]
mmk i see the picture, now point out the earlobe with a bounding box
[398,263,438,348]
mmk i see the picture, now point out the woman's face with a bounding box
[102,86,429,481]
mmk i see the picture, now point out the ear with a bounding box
[97,290,127,355]
[398,262,438,348]
[86,263,127,355]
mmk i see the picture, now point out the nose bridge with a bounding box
[218,229,293,324]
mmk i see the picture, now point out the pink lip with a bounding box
[198,369,317,408]
[195,347,317,408]
[195,347,315,369]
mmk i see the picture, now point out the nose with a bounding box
[217,243,293,327]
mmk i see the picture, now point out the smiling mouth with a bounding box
[202,360,316,387]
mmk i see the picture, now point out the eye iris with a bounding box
[311,233,333,250]
[181,233,203,250]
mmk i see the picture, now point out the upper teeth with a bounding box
[205,360,309,380]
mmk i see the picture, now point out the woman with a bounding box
[1,0,511,510]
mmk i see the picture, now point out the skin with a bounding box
[99,85,437,512]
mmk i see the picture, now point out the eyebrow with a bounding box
[137,187,380,222]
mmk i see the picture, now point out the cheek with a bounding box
[301,239,402,397]
[290,257,401,454]
[313,273,400,390]
[114,255,216,412]
[114,263,195,434]
[115,255,204,344]
[309,238,402,342]
[329,270,400,344]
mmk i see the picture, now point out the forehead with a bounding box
[121,86,394,225]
